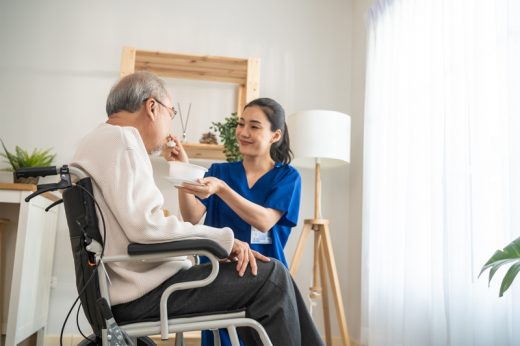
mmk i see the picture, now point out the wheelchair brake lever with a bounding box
[25,186,62,203]
[45,199,63,212]
[24,165,73,203]
[37,182,62,190]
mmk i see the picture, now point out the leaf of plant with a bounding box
[0,140,55,171]
[0,138,17,170]
[488,259,518,284]
[210,112,242,162]
[480,236,520,276]
[499,261,520,297]
[480,236,520,296]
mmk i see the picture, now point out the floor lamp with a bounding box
[288,110,351,346]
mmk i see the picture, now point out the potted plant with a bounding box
[1,139,56,184]
[479,237,520,296]
[210,112,242,162]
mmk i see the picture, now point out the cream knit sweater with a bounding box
[72,123,234,305]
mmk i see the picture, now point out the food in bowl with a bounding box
[168,161,207,185]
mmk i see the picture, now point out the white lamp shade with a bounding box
[288,110,351,168]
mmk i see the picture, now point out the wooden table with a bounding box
[0,183,59,346]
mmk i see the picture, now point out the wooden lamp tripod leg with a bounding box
[309,226,322,298]
[291,220,350,346]
[321,223,351,346]
[290,222,313,276]
[317,232,332,346]
[290,160,350,345]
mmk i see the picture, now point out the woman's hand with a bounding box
[229,239,270,277]
[177,176,223,199]
[162,135,189,163]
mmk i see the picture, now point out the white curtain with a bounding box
[362,0,520,345]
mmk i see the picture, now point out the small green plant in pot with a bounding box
[1,139,56,184]
[210,112,242,162]
[480,237,520,297]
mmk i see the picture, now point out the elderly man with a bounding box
[71,72,323,345]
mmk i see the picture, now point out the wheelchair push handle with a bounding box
[18,165,73,203]
[15,166,59,179]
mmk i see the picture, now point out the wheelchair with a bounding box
[17,165,272,346]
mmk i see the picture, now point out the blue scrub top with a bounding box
[199,161,301,267]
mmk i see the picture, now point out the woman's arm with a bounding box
[179,177,283,232]
[162,135,208,224]
[217,179,283,232]
[178,188,207,224]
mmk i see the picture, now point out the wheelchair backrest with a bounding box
[62,177,105,338]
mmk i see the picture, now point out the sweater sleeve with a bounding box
[72,125,234,254]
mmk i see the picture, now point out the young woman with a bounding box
[168,98,301,345]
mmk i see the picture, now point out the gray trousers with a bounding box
[112,259,324,346]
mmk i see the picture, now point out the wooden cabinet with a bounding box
[0,184,59,346]
[120,47,260,160]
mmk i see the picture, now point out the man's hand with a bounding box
[229,239,270,277]
[162,135,189,163]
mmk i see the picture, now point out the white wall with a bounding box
[0,0,368,342]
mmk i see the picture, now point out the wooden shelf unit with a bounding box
[183,143,225,161]
[120,47,260,160]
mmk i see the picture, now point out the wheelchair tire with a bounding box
[77,334,156,346]
[136,336,157,346]
[76,335,99,346]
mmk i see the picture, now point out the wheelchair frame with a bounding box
[18,165,272,346]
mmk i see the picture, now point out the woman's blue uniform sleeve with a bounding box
[264,167,301,227]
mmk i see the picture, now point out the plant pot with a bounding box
[13,172,38,185]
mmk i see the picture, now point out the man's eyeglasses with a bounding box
[153,99,177,120]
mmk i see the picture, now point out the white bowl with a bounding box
[167,161,207,184]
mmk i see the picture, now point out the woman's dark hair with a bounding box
[244,98,293,164]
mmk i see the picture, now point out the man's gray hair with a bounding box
[106,71,168,116]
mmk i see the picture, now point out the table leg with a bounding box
[0,219,9,346]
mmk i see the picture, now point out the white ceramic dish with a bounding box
[164,176,205,186]
[167,161,207,183]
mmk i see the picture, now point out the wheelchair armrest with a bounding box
[127,239,229,259]
[122,239,231,340]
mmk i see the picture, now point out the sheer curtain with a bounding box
[362,0,520,345]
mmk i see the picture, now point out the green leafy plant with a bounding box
[479,237,520,297]
[1,139,56,171]
[210,112,242,162]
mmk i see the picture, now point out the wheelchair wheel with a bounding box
[77,334,156,345]
[136,336,157,346]
[76,335,99,346]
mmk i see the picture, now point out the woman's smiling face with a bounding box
[236,105,280,159]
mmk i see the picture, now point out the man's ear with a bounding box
[143,98,157,120]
